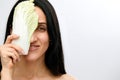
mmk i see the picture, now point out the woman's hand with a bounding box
[0,34,24,79]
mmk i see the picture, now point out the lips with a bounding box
[29,45,40,51]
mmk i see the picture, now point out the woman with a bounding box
[0,0,76,80]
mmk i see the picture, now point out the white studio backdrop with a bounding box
[1,0,120,80]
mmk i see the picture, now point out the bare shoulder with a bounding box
[58,74,77,80]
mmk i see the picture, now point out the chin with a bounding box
[23,52,45,62]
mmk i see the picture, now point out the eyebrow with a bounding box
[38,22,47,28]
[38,22,47,25]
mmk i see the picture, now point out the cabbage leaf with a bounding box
[12,0,38,55]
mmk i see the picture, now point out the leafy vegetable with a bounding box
[12,0,38,55]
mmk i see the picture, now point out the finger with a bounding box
[1,48,20,65]
[8,51,18,64]
[5,34,19,44]
[1,50,18,64]
[7,48,20,61]
[7,44,24,55]
[11,49,20,62]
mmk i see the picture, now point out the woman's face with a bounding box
[24,7,49,61]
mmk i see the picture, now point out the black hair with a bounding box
[1,0,66,76]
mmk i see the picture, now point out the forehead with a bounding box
[35,6,46,23]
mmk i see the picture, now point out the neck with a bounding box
[13,55,52,79]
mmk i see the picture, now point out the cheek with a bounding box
[40,34,49,44]
[38,33,49,50]
[37,33,49,58]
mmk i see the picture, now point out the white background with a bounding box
[0,0,120,80]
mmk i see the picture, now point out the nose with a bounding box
[30,33,37,43]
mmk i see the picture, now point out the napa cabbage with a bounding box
[12,0,38,55]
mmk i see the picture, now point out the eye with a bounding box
[36,25,47,32]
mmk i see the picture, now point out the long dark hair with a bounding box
[1,0,66,76]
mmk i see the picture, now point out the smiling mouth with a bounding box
[29,45,40,51]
